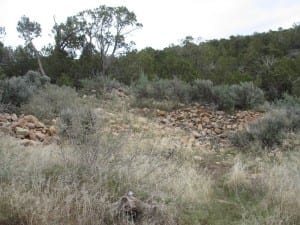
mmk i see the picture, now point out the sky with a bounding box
[1,0,300,50]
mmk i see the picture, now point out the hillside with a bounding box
[1,24,300,100]
[0,79,300,225]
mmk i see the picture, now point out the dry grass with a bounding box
[225,156,250,190]
[1,94,300,225]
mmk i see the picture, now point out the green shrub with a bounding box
[150,77,191,102]
[231,106,300,149]
[80,76,126,97]
[133,73,156,99]
[190,79,214,102]
[134,76,264,111]
[58,106,96,144]
[21,84,78,120]
[0,70,50,106]
[230,82,264,109]
[134,75,191,102]
[211,85,235,111]
[0,103,18,114]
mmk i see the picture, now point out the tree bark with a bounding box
[29,41,46,76]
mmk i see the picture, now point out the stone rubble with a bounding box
[155,104,261,140]
[0,113,57,146]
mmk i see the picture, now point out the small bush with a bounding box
[21,84,78,120]
[190,79,214,102]
[80,76,126,97]
[134,75,191,102]
[0,71,50,106]
[58,106,96,144]
[230,82,264,109]
[211,85,235,111]
[162,77,191,102]
[133,76,264,111]
[231,106,300,149]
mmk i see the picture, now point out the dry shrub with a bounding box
[225,157,250,190]
[21,84,79,121]
[263,153,300,223]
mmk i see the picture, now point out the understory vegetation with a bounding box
[0,4,300,225]
[0,74,299,224]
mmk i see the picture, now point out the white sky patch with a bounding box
[1,0,300,50]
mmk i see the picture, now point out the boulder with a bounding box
[49,126,57,136]
[15,127,29,137]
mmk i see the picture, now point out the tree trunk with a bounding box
[36,54,46,76]
[29,41,46,76]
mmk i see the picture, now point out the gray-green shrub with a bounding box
[134,75,191,102]
[0,70,50,106]
[231,105,300,149]
[230,82,264,109]
[80,76,126,97]
[58,106,96,144]
[211,84,235,111]
[21,84,78,120]
[190,79,214,102]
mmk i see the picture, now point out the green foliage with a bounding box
[21,84,78,120]
[17,16,41,43]
[211,85,235,111]
[0,66,5,80]
[58,106,96,145]
[134,75,264,111]
[134,74,191,102]
[80,76,126,97]
[0,70,50,106]
[230,82,265,109]
[190,79,214,102]
[2,7,300,100]
[231,97,300,149]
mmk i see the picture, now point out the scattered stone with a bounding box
[0,113,58,146]
[193,156,203,161]
[214,128,222,134]
[35,131,46,141]
[26,122,36,129]
[156,110,167,117]
[49,126,57,136]
[157,105,262,142]
[192,131,201,138]
[15,127,29,137]
[11,114,18,121]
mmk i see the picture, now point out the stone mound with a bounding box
[0,113,57,146]
[156,104,261,140]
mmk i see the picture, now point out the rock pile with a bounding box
[0,113,57,146]
[156,104,261,140]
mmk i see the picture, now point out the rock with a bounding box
[214,128,222,134]
[26,122,36,129]
[192,131,201,138]
[34,121,45,128]
[29,130,38,141]
[35,131,46,141]
[197,124,203,130]
[160,119,168,124]
[202,116,210,123]
[216,110,225,115]
[156,110,166,117]
[0,114,10,122]
[23,115,38,123]
[49,126,57,136]
[15,127,29,137]
[193,156,203,161]
[137,117,147,124]
[11,114,18,121]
